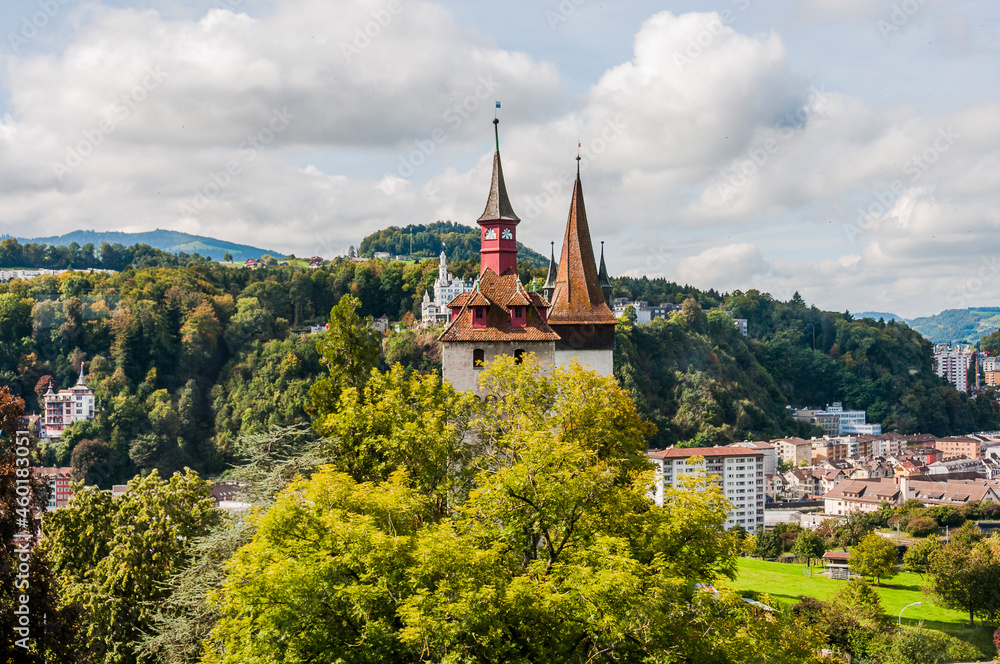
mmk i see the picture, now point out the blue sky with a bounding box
[0,0,998,317]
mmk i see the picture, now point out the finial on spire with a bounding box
[576,142,581,179]
[493,118,500,152]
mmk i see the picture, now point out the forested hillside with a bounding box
[0,245,995,484]
[11,229,282,263]
[614,290,997,448]
[359,221,549,269]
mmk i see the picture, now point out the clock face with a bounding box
[501,228,513,240]
[484,228,497,240]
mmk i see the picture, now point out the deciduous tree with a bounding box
[850,532,899,585]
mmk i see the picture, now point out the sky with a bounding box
[0,0,999,318]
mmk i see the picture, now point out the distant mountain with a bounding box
[857,311,904,323]
[907,307,1000,344]
[359,221,549,270]
[16,229,283,262]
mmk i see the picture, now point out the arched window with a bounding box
[473,349,485,368]
[514,349,525,364]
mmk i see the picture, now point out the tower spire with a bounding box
[598,241,612,307]
[477,118,520,276]
[543,240,557,301]
[547,157,616,325]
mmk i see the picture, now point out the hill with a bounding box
[857,311,904,323]
[358,221,549,269]
[907,307,1000,344]
[14,229,283,262]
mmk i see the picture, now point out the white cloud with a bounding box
[674,243,767,290]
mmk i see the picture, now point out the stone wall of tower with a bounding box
[554,348,613,376]
[442,341,555,396]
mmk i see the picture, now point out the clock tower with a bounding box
[477,118,520,276]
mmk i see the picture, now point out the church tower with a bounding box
[546,157,617,375]
[438,120,558,395]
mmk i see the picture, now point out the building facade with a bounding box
[35,466,75,509]
[42,365,95,438]
[648,446,766,532]
[933,345,974,393]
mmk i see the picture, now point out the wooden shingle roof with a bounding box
[547,170,617,326]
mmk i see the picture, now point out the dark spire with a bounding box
[543,240,557,301]
[477,118,520,223]
[598,241,612,307]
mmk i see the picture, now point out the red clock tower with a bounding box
[477,118,520,276]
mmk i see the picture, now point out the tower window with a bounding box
[514,349,525,364]
[473,349,485,368]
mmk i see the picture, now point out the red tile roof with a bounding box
[649,446,763,459]
[439,268,560,343]
[547,174,618,326]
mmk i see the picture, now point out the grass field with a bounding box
[726,558,997,658]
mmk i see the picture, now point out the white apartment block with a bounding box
[933,345,974,393]
[647,446,765,532]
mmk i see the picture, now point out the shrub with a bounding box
[906,516,938,537]
[890,626,983,664]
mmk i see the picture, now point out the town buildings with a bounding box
[823,476,999,515]
[438,121,615,394]
[648,446,765,532]
[42,365,95,438]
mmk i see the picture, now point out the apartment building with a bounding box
[647,446,765,532]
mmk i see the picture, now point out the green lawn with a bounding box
[726,558,997,658]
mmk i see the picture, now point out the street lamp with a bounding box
[898,601,922,626]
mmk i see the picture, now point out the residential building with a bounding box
[792,402,881,436]
[647,446,765,532]
[927,458,986,477]
[772,437,813,465]
[783,468,819,498]
[35,466,74,509]
[42,364,95,439]
[823,476,1000,515]
[933,345,974,393]
[733,441,777,474]
[934,436,982,459]
[812,438,850,463]
[610,299,679,324]
[372,314,390,335]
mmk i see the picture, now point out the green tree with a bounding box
[45,468,220,663]
[928,538,1000,626]
[308,294,381,420]
[902,536,941,577]
[850,532,899,585]
[755,530,782,559]
[792,528,827,566]
[202,357,833,664]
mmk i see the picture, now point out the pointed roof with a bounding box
[548,163,617,326]
[76,362,86,386]
[598,242,611,290]
[543,241,558,291]
[477,119,520,223]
